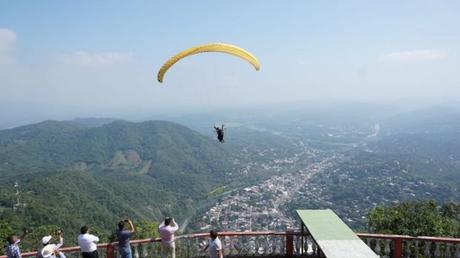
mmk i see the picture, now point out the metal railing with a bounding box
[3,232,460,258]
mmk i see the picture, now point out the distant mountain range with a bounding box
[1,104,459,244]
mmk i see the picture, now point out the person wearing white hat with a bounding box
[36,231,65,258]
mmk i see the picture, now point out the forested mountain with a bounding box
[0,119,236,245]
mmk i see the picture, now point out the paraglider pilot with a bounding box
[214,125,225,143]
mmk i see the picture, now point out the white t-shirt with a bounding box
[78,234,99,252]
[208,237,222,258]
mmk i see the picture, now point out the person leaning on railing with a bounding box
[77,226,99,258]
[116,219,135,258]
[158,217,179,258]
[203,230,223,258]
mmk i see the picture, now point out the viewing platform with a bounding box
[3,208,459,258]
[3,231,459,258]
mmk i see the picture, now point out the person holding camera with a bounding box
[158,217,179,258]
[37,230,65,258]
[5,228,28,258]
[116,219,135,258]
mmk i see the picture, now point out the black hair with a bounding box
[210,230,218,239]
[80,225,89,234]
[6,235,15,244]
[118,221,125,230]
[164,217,172,226]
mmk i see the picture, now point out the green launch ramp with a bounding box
[296,209,379,258]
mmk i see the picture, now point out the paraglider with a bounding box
[214,125,225,143]
[157,43,260,83]
[157,43,260,143]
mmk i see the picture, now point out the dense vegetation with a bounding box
[2,106,460,253]
[368,200,460,237]
[0,119,237,253]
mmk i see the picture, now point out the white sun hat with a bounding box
[41,244,56,258]
[41,236,52,245]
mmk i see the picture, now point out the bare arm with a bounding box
[169,218,179,231]
[128,220,135,234]
[19,228,28,240]
[218,249,223,258]
[158,222,165,232]
[56,234,64,249]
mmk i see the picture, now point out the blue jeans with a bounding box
[119,246,132,258]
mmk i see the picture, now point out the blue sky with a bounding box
[0,1,459,114]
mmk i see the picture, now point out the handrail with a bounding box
[2,231,459,258]
[357,233,460,243]
[1,231,298,258]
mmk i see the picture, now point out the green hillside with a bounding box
[0,119,236,246]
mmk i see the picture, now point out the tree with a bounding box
[135,220,159,239]
[368,200,460,237]
[0,220,15,255]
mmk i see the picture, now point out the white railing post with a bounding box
[132,244,139,258]
[424,241,431,257]
[434,242,441,258]
[383,239,391,258]
[140,243,148,258]
[374,239,381,256]
[445,243,452,258]
[405,240,411,258]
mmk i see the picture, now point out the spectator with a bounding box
[203,230,223,258]
[77,226,99,258]
[5,229,28,258]
[158,217,179,258]
[37,231,65,258]
[116,219,135,258]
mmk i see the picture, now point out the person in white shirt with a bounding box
[37,231,65,258]
[77,226,99,258]
[203,230,223,258]
[158,217,179,258]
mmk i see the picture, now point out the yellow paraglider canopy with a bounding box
[157,43,260,83]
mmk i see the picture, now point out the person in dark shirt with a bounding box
[214,125,225,143]
[116,219,135,258]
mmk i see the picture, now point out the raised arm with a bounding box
[91,234,99,243]
[171,219,179,231]
[127,219,135,234]
[19,228,28,240]
[158,221,165,232]
[56,233,64,249]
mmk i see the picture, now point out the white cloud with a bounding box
[383,49,448,61]
[63,51,133,67]
[0,28,17,52]
[0,28,17,65]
